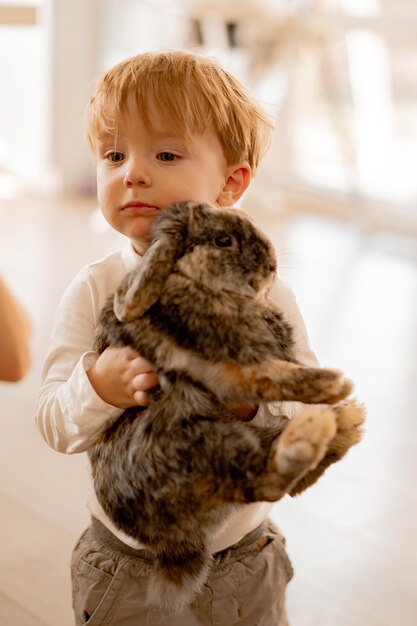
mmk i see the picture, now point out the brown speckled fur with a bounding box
[90,201,364,611]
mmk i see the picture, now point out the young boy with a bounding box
[36,50,319,626]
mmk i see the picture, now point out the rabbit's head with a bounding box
[114,201,277,322]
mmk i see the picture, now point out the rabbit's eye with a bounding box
[214,235,234,248]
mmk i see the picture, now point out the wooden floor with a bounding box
[0,193,416,625]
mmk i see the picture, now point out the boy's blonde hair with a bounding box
[86,50,274,172]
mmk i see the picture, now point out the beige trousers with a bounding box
[71,517,293,626]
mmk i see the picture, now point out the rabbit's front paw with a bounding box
[276,406,337,477]
[282,368,352,404]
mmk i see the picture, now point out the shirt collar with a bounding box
[121,241,143,271]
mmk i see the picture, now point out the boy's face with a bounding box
[95,101,233,255]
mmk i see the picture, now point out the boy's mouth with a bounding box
[121,202,161,216]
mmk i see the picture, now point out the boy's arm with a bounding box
[223,280,318,423]
[226,402,258,422]
[256,279,320,423]
[35,270,123,454]
[271,279,319,367]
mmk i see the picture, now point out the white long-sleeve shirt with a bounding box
[35,241,318,551]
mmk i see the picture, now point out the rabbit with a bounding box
[90,200,364,612]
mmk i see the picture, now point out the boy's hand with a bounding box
[226,403,258,422]
[87,346,159,409]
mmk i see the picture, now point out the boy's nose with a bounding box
[123,166,151,187]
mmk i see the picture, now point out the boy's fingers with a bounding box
[120,346,142,360]
[132,390,151,406]
[130,356,155,373]
[132,372,159,391]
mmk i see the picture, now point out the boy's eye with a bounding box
[157,152,176,162]
[105,151,124,163]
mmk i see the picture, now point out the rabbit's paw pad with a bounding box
[276,406,337,475]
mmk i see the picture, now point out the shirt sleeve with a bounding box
[256,279,320,423]
[34,268,122,454]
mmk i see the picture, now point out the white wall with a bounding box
[47,0,98,193]
[0,0,99,194]
[0,4,50,191]
[97,0,190,72]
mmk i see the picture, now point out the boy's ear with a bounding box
[217,163,251,207]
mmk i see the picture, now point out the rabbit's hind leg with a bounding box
[244,406,336,503]
[274,406,337,490]
[289,399,365,496]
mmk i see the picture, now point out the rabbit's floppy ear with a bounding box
[113,201,193,322]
